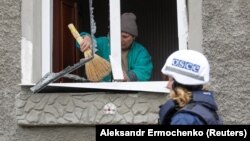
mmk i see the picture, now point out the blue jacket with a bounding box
[159,91,223,125]
[77,33,153,82]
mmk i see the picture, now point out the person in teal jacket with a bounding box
[77,12,153,82]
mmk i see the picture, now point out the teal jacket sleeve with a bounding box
[127,42,153,81]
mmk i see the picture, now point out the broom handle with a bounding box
[68,23,92,56]
[68,23,84,45]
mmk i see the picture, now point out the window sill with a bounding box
[20,81,169,93]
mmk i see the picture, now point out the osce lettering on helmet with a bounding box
[172,58,200,73]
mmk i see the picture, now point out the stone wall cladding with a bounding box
[16,91,167,126]
[203,0,250,124]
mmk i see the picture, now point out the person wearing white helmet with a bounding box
[159,50,223,125]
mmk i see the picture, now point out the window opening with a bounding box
[25,0,187,94]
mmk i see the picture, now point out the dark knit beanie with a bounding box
[121,12,138,37]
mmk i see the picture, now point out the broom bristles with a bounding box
[84,49,111,82]
[68,23,111,82]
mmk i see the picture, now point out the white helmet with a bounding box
[161,50,210,85]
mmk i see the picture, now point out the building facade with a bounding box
[0,0,250,140]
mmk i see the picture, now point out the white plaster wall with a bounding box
[188,0,203,52]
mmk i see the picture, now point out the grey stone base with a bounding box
[16,92,168,126]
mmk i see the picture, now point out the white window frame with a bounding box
[21,0,192,93]
[42,0,52,77]
[109,0,123,80]
[177,0,188,50]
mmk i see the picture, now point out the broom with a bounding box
[68,23,111,82]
